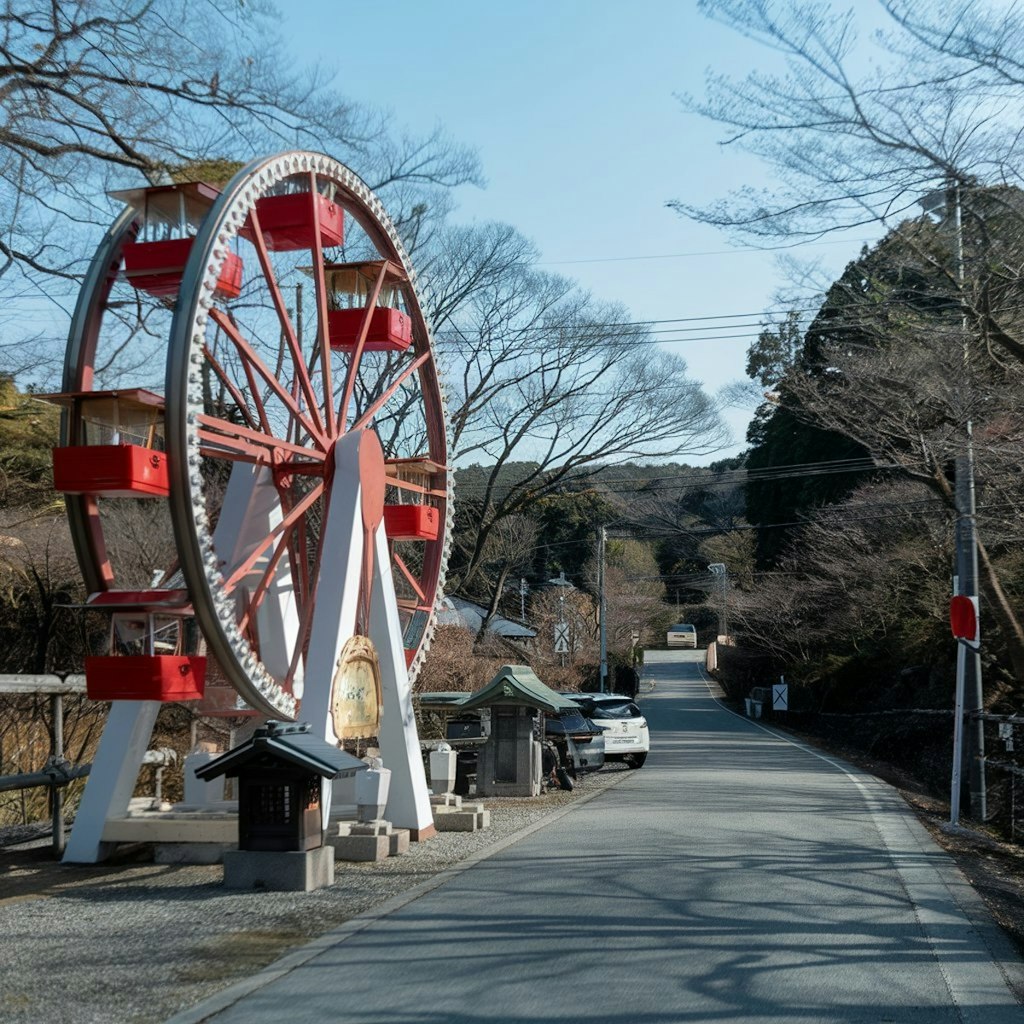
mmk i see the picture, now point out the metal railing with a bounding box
[0,674,90,856]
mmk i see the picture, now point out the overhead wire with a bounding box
[451,455,894,499]
[536,236,878,266]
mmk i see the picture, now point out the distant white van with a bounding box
[667,623,698,648]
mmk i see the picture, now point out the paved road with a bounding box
[172,651,1024,1024]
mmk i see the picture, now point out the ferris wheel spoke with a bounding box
[350,350,431,433]
[393,553,427,602]
[238,348,273,437]
[201,343,260,433]
[306,171,338,441]
[209,307,328,449]
[338,260,390,434]
[197,414,328,464]
[221,481,323,593]
[246,206,328,442]
[237,519,300,636]
[197,436,269,464]
[283,526,329,691]
[276,487,309,614]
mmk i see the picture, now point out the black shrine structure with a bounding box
[195,721,366,852]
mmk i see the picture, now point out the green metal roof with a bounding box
[414,691,472,710]
[460,665,577,715]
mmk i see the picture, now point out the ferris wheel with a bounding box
[51,152,449,861]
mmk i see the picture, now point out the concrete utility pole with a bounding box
[956,430,986,820]
[708,563,728,639]
[598,526,608,693]
[923,182,986,822]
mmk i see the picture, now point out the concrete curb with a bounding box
[164,770,631,1024]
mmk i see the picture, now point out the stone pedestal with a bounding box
[429,793,462,809]
[433,806,490,832]
[183,752,225,806]
[429,745,457,795]
[388,829,410,855]
[329,819,392,862]
[223,846,334,892]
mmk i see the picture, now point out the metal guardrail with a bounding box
[0,673,86,694]
[0,760,91,793]
[0,673,90,856]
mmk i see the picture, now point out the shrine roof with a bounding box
[194,722,367,781]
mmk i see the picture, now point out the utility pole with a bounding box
[951,183,985,821]
[519,578,527,621]
[598,526,607,693]
[956,427,986,820]
[923,182,986,821]
[549,571,573,669]
[708,563,728,639]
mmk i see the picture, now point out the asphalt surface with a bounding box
[169,651,1024,1024]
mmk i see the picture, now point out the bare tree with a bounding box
[680,1,1024,680]
[729,478,956,697]
[464,513,539,638]
[436,241,729,591]
[0,0,481,385]
[584,538,672,657]
[676,1,1024,237]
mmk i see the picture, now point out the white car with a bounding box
[667,623,698,648]
[564,694,650,769]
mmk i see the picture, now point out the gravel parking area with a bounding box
[0,765,629,1024]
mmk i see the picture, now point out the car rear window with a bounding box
[558,709,591,732]
[588,700,641,720]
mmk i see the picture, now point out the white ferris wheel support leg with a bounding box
[298,429,433,837]
[369,520,435,838]
[299,433,366,745]
[215,464,302,695]
[63,700,161,863]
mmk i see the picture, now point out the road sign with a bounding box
[554,622,569,654]
[772,683,788,711]
[950,595,980,648]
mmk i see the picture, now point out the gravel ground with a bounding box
[0,765,629,1024]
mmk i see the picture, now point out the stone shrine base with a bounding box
[223,846,335,892]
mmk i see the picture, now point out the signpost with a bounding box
[949,595,981,827]
[772,679,788,712]
[554,622,569,655]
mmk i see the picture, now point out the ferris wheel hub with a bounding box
[324,428,387,534]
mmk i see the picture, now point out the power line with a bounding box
[432,293,1006,339]
[536,237,878,266]
[452,456,891,498]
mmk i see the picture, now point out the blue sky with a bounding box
[282,1,879,460]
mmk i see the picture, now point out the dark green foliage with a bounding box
[745,402,867,567]
[531,487,620,586]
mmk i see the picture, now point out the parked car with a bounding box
[545,707,605,774]
[565,694,650,769]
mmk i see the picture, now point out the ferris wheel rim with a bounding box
[165,150,453,719]
[60,205,141,595]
